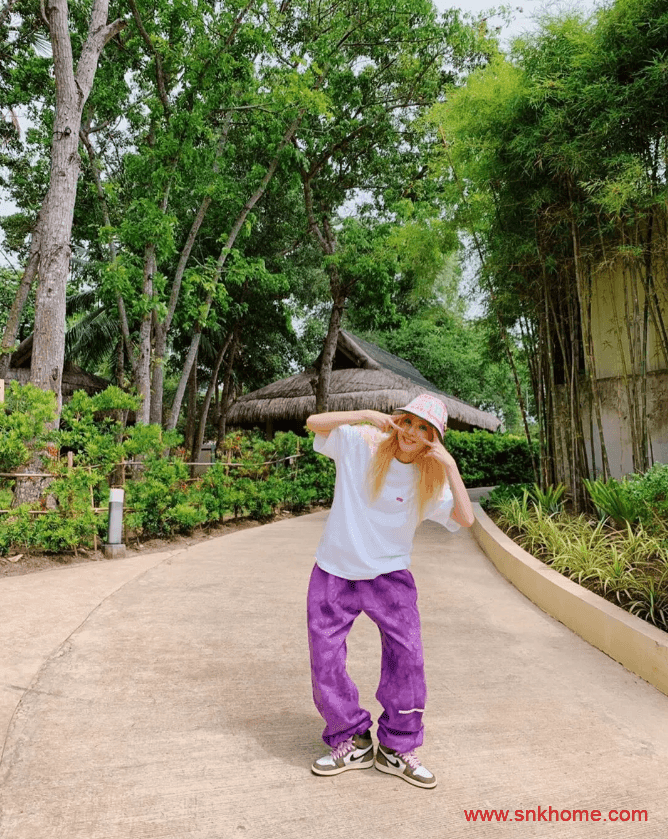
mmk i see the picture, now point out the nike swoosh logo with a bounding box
[384,753,402,769]
[349,749,371,762]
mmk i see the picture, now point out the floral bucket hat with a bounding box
[392,394,448,443]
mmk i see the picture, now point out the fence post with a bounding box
[103,487,126,558]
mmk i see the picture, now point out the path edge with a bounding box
[471,502,668,697]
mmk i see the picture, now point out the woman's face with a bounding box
[395,413,434,459]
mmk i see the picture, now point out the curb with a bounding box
[471,502,668,697]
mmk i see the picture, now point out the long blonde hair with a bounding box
[366,415,447,522]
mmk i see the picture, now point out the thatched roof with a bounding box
[228,331,501,433]
[4,335,108,397]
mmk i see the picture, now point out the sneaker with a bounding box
[311,730,374,776]
[375,743,437,789]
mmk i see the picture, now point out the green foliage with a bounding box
[444,430,536,487]
[528,482,566,515]
[491,495,668,632]
[429,0,668,490]
[626,464,668,531]
[124,457,205,538]
[0,390,336,554]
[482,482,532,512]
[0,382,56,471]
[583,477,640,529]
[58,387,141,474]
[364,312,524,433]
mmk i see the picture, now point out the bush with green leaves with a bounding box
[0,382,56,472]
[491,496,668,632]
[481,482,532,512]
[626,464,668,533]
[528,482,566,515]
[444,430,537,487]
[583,477,640,529]
[124,457,206,538]
[1,384,539,553]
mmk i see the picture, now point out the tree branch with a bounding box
[127,0,170,114]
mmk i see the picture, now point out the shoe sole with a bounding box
[311,755,375,776]
[375,759,438,789]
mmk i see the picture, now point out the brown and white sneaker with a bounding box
[375,744,437,789]
[311,730,374,776]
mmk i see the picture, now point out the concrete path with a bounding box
[0,510,666,838]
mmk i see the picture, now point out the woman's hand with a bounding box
[425,438,475,527]
[424,437,457,470]
[362,410,401,434]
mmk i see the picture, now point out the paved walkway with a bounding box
[0,509,666,838]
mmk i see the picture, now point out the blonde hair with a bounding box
[366,415,448,522]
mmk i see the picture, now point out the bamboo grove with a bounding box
[433,0,668,508]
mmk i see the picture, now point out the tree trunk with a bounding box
[193,330,234,463]
[215,328,240,453]
[135,247,156,424]
[440,137,538,479]
[571,215,610,480]
[151,123,231,425]
[183,354,198,461]
[0,206,45,378]
[80,124,135,373]
[315,288,346,413]
[30,0,125,418]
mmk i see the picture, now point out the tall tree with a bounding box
[28,0,125,417]
[432,0,668,500]
[293,0,482,411]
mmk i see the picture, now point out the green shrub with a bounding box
[491,495,668,632]
[0,382,56,471]
[124,457,191,538]
[444,430,536,487]
[583,477,641,529]
[0,505,36,554]
[58,387,141,473]
[482,482,532,511]
[627,463,668,533]
[528,482,566,515]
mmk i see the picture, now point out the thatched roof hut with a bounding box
[227,331,501,435]
[3,335,108,397]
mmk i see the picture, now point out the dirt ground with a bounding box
[0,505,330,578]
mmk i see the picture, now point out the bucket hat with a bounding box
[392,394,447,443]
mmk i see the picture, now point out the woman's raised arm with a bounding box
[306,410,397,437]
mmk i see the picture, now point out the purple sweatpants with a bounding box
[307,563,427,753]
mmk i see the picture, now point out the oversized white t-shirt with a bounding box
[313,424,459,580]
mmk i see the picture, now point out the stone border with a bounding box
[471,503,668,697]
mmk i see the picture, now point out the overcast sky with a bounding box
[435,0,600,46]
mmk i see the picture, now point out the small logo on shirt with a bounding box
[396,497,404,502]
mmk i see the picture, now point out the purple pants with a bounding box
[307,563,427,753]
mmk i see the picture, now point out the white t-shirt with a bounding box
[313,424,459,580]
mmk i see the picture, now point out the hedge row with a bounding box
[0,382,535,555]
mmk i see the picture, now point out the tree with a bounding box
[292,0,483,411]
[28,0,124,418]
[431,0,668,503]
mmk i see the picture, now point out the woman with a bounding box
[306,394,474,789]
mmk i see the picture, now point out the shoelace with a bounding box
[397,749,421,771]
[330,737,355,760]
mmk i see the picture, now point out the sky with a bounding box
[434,0,599,46]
